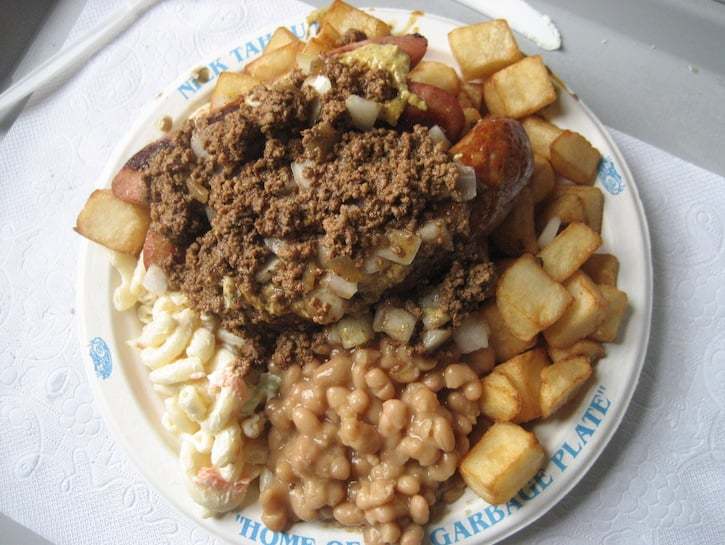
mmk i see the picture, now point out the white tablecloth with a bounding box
[1,1,724,544]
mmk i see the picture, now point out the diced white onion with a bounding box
[422,307,451,330]
[255,257,281,283]
[376,230,422,266]
[142,264,168,295]
[422,329,452,352]
[345,95,381,130]
[336,315,374,349]
[304,75,332,95]
[264,237,288,256]
[453,314,490,354]
[537,216,562,248]
[190,131,210,160]
[326,325,342,345]
[363,255,383,274]
[308,288,346,324]
[454,162,477,202]
[373,306,417,344]
[290,160,314,190]
[245,96,261,108]
[417,219,448,243]
[428,125,451,150]
[321,271,358,299]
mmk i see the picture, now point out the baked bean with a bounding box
[463,380,483,401]
[328,454,351,480]
[432,416,456,452]
[421,370,444,392]
[400,524,425,545]
[367,504,398,524]
[263,344,480,545]
[313,355,351,386]
[326,386,349,409]
[292,406,320,435]
[427,452,458,482]
[396,474,420,496]
[334,502,365,526]
[409,494,430,525]
[380,522,401,544]
[381,399,408,430]
[348,389,370,413]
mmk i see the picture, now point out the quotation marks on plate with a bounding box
[89,337,112,380]
[598,156,624,195]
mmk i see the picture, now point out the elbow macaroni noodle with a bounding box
[110,252,268,515]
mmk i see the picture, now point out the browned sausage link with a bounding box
[328,34,428,68]
[450,117,534,235]
[142,229,178,269]
[398,82,465,142]
[111,138,172,206]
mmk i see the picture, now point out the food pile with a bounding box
[75,2,629,544]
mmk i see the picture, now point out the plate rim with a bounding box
[77,7,654,545]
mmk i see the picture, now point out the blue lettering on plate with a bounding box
[598,156,624,195]
[89,337,112,379]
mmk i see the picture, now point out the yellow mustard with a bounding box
[340,43,426,125]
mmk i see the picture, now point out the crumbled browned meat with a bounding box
[145,126,211,246]
[436,260,497,326]
[270,330,327,369]
[144,58,500,337]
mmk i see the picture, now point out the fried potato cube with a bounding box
[409,60,461,96]
[590,286,629,342]
[480,372,522,422]
[245,41,302,82]
[483,56,557,118]
[75,189,150,255]
[540,356,593,417]
[482,301,536,362]
[530,154,556,204]
[538,222,601,282]
[554,185,604,233]
[482,77,506,117]
[210,72,260,110]
[316,22,343,47]
[522,116,562,160]
[581,253,619,286]
[265,27,301,53]
[544,272,608,348]
[461,422,546,504]
[297,24,341,73]
[492,187,538,256]
[495,347,549,422]
[550,130,602,185]
[462,82,483,111]
[448,20,523,81]
[548,340,606,363]
[321,0,391,38]
[497,254,573,341]
[537,192,587,230]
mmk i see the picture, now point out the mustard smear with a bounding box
[341,43,426,125]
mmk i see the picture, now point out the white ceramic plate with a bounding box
[78,8,653,545]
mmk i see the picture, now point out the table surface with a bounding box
[1,1,724,545]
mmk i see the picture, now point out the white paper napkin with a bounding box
[1,1,724,544]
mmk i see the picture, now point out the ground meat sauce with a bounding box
[143,58,495,340]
